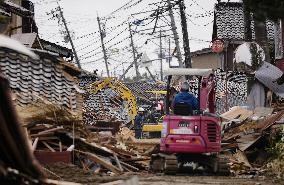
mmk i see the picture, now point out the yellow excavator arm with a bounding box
[89,78,137,124]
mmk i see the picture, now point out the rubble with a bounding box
[221,106,284,179]
[16,98,151,183]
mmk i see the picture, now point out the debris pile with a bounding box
[221,106,284,179]
[81,78,137,128]
[17,99,152,183]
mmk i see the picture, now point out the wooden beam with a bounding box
[113,154,123,171]
[38,136,58,140]
[30,132,54,138]
[119,161,139,172]
[42,141,56,152]
[37,127,64,135]
[32,137,39,151]
[75,150,122,174]
[59,141,62,152]
[121,157,150,162]
[44,179,82,185]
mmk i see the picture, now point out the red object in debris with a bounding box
[211,38,225,53]
[34,151,72,165]
[276,60,284,72]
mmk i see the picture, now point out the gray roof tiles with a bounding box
[214,2,275,41]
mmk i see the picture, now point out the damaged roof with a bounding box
[0,0,33,17]
[213,2,275,41]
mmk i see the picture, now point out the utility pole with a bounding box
[57,2,81,69]
[129,23,139,78]
[159,29,163,81]
[97,15,110,77]
[243,0,252,42]
[118,53,142,81]
[167,0,183,68]
[178,0,192,68]
[168,37,171,68]
[145,67,156,82]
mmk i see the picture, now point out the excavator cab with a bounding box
[150,68,229,175]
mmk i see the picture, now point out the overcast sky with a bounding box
[30,0,239,78]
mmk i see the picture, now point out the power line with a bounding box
[191,0,212,14]
[80,50,102,60]
[75,31,100,40]
[79,45,102,58]
[76,37,101,51]
[81,57,104,65]
[106,36,131,48]
[105,0,136,17]
[104,27,128,45]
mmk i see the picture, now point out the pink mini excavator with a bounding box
[150,68,229,174]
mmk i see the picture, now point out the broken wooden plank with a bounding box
[59,141,62,152]
[221,106,253,121]
[57,133,114,157]
[75,150,122,174]
[237,134,262,151]
[37,127,64,135]
[233,150,252,168]
[113,154,123,171]
[38,136,58,140]
[42,141,56,152]
[121,157,151,162]
[260,110,284,131]
[119,161,139,172]
[103,144,135,157]
[44,179,82,185]
[32,137,39,151]
[99,180,125,185]
[30,132,54,138]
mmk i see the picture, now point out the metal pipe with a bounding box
[165,75,172,115]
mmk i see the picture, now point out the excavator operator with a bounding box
[171,82,199,115]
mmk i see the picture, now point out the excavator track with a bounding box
[150,154,178,174]
[216,156,230,175]
[163,155,178,174]
[150,154,230,175]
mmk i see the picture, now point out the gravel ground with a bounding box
[44,163,280,185]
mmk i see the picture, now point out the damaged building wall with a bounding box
[79,77,166,126]
[186,69,248,114]
[80,76,136,126]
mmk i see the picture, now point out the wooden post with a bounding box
[167,0,183,67]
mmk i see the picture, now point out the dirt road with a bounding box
[137,174,276,185]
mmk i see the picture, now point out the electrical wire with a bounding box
[75,36,101,49]
[106,36,131,48]
[104,27,128,45]
[191,0,212,14]
[75,31,100,40]
[105,0,136,17]
[80,50,102,60]
[81,57,104,65]
[79,45,102,58]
